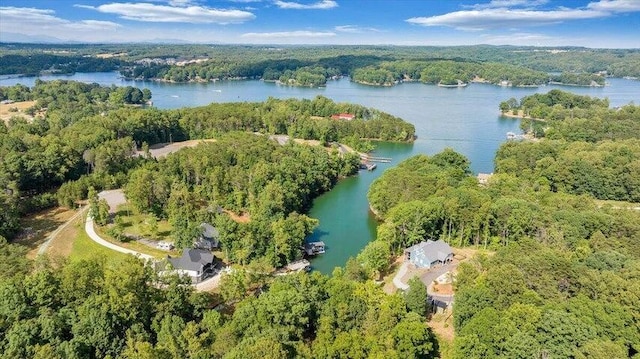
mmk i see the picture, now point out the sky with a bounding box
[0,0,639,48]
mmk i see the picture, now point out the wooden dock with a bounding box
[360,154,392,163]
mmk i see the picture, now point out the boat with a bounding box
[506,132,525,140]
[304,241,326,256]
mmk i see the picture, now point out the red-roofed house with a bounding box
[331,113,355,120]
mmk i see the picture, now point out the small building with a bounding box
[304,241,326,256]
[194,222,219,249]
[331,113,355,120]
[477,173,493,185]
[157,241,174,251]
[167,248,219,283]
[405,240,453,269]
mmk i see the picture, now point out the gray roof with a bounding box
[200,223,219,239]
[406,240,453,264]
[168,248,214,272]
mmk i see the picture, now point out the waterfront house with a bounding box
[405,240,453,268]
[167,248,219,283]
[194,222,219,249]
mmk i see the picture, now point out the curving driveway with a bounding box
[85,215,153,260]
[86,191,224,291]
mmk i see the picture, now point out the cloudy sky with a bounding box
[1,0,639,47]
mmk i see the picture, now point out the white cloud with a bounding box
[468,0,549,9]
[0,6,121,32]
[334,25,382,33]
[274,0,337,10]
[241,30,336,38]
[407,0,640,31]
[587,0,640,12]
[407,8,601,30]
[78,2,256,23]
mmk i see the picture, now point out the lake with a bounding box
[3,73,639,273]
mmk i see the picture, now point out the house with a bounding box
[330,113,355,120]
[194,222,219,249]
[404,240,453,269]
[167,248,219,283]
[304,241,326,256]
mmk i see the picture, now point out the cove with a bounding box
[3,74,639,273]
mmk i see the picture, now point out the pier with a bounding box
[360,154,392,163]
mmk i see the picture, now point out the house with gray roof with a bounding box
[167,248,219,283]
[404,240,453,269]
[194,222,219,250]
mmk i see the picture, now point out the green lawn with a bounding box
[115,204,174,241]
[69,224,129,263]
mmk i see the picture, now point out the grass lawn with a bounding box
[115,204,174,241]
[69,219,129,263]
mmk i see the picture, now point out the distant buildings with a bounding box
[404,240,453,269]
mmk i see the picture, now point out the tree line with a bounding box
[364,149,640,357]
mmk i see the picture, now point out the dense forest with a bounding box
[496,90,640,202]
[0,249,440,358]
[0,80,414,241]
[0,54,123,76]
[351,60,558,87]
[366,151,640,357]
[365,89,640,357]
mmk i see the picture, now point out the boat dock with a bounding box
[360,154,392,163]
[304,241,326,256]
[274,259,311,275]
[360,162,377,171]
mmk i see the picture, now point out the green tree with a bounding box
[405,277,428,318]
[357,240,391,279]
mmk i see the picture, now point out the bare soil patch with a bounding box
[46,213,84,259]
[0,100,37,123]
[428,311,455,344]
[431,283,454,295]
[137,139,217,159]
[16,206,77,259]
[224,209,250,223]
